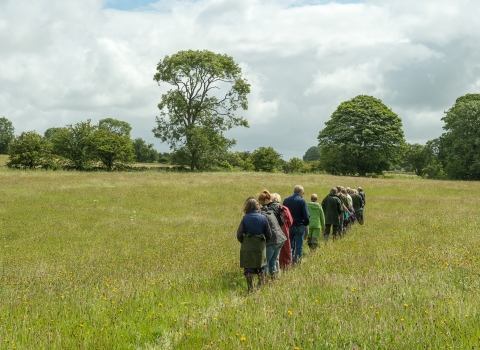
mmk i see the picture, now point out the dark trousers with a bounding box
[324,224,338,242]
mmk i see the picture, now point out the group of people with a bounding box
[236,185,366,292]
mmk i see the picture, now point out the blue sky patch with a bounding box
[104,0,158,11]
[104,0,364,11]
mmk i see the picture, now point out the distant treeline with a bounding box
[1,92,479,179]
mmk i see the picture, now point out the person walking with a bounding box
[335,186,348,238]
[271,193,293,271]
[358,187,366,206]
[283,185,310,265]
[307,194,325,252]
[351,189,364,225]
[237,197,272,293]
[258,190,287,280]
[321,188,343,244]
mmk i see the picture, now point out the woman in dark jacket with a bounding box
[237,197,272,292]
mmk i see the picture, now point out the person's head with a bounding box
[341,189,347,195]
[353,189,358,194]
[311,194,318,202]
[346,187,351,194]
[330,187,337,195]
[336,185,343,193]
[258,189,271,205]
[294,185,304,197]
[358,187,363,192]
[243,197,260,214]
[271,193,281,203]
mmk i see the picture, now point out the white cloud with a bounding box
[1,0,480,158]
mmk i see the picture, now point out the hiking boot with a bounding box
[246,275,254,293]
[258,273,267,287]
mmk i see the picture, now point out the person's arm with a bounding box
[319,205,326,231]
[282,206,293,228]
[236,219,245,243]
[302,200,310,226]
[263,219,272,242]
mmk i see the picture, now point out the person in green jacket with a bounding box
[321,188,344,243]
[307,194,326,251]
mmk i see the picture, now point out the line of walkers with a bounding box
[236,185,366,293]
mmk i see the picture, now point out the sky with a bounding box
[1,0,479,160]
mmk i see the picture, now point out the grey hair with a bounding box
[294,185,304,194]
[271,193,281,203]
[330,187,337,195]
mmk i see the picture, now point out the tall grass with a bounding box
[0,169,478,349]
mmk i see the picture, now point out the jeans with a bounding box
[289,225,305,263]
[264,242,284,274]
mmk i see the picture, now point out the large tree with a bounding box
[89,129,135,171]
[0,117,15,154]
[51,120,97,170]
[318,95,406,175]
[439,93,480,180]
[152,50,250,171]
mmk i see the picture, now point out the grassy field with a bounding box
[0,168,479,349]
[0,154,8,167]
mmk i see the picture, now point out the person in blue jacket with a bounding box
[237,197,272,292]
[283,185,310,265]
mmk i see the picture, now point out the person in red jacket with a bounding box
[271,193,293,271]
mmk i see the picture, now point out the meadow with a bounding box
[0,166,479,349]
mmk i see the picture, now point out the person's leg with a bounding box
[290,225,299,262]
[244,268,255,293]
[264,245,275,274]
[269,243,283,274]
[257,267,266,287]
[337,216,344,238]
[324,224,331,243]
[292,226,305,264]
[332,225,338,240]
[309,227,319,252]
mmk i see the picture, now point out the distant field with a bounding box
[0,170,479,349]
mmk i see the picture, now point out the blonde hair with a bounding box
[271,193,281,203]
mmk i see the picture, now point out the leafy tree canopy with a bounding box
[132,138,159,163]
[89,129,135,171]
[318,95,406,176]
[51,120,97,170]
[99,118,132,138]
[152,49,250,170]
[0,117,15,154]
[249,147,282,172]
[403,143,428,176]
[302,146,320,161]
[283,157,304,173]
[439,93,480,180]
[7,131,52,169]
[44,127,63,142]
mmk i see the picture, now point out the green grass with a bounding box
[0,170,479,349]
[0,154,8,166]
